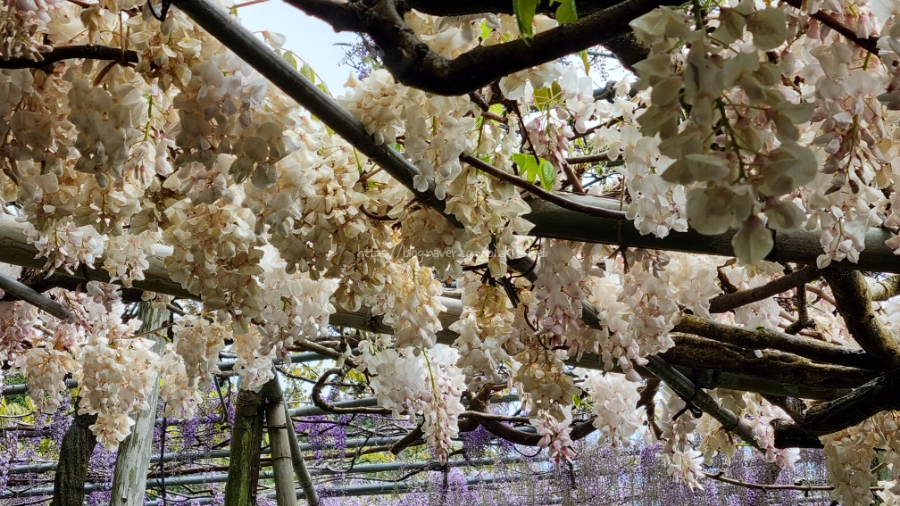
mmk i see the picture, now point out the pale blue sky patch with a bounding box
[236,0,359,90]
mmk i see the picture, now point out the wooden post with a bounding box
[224,387,265,506]
[262,376,319,505]
[50,404,97,506]
[109,304,168,506]
[261,379,297,506]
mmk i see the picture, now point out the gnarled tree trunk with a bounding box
[224,386,265,506]
[51,404,97,506]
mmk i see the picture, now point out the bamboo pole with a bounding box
[283,401,320,506]
[224,387,265,506]
[109,304,169,506]
[260,378,298,506]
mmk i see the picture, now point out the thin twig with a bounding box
[460,154,626,220]
[230,0,269,8]
[560,161,585,194]
[359,205,395,221]
[805,284,837,307]
[782,0,879,55]
[565,152,610,165]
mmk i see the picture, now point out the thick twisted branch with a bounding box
[311,368,391,415]
[662,335,877,392]
[286,0,663,95]
[774,370,900,448]
[871,274,900,301]
[821,269,900,366]
[403,0,624,17]
[673,314,883,371]
[476,414,599,447]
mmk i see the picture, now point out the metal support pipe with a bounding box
[0,273,72,320]
[643,355,761,449]
[2,458,531,499]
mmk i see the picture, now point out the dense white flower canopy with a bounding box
[7,0,900,503]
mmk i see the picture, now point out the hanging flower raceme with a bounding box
[356,340,465,463]
[75,316,160,448]
[575,369,642,447]
[374,258,446,350]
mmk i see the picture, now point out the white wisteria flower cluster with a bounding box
[5,0,900,499]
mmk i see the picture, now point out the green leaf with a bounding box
[551,81,562,100]
[512,153,539,183]
[282,50,298,70]
[512,153,555,190]
[538,158,556,190]
[480,19,492,40]
[533,86,552,110]
[300,62,315,83]
[555,0,578,24]
[534,83,562,110]
[578,50,590,75]
[489,103,505,116]
[513,0,539,39]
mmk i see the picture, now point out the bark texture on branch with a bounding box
[821,269,900,366]
[662,334,877,391]
[871,274,900,301]
[403,0,624,17]
[600,32,648,72]
[224,388,265,506]
[51,405,97,506]
[673,314,883,371]
[286,0,664,95]
[775,370,900,440]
